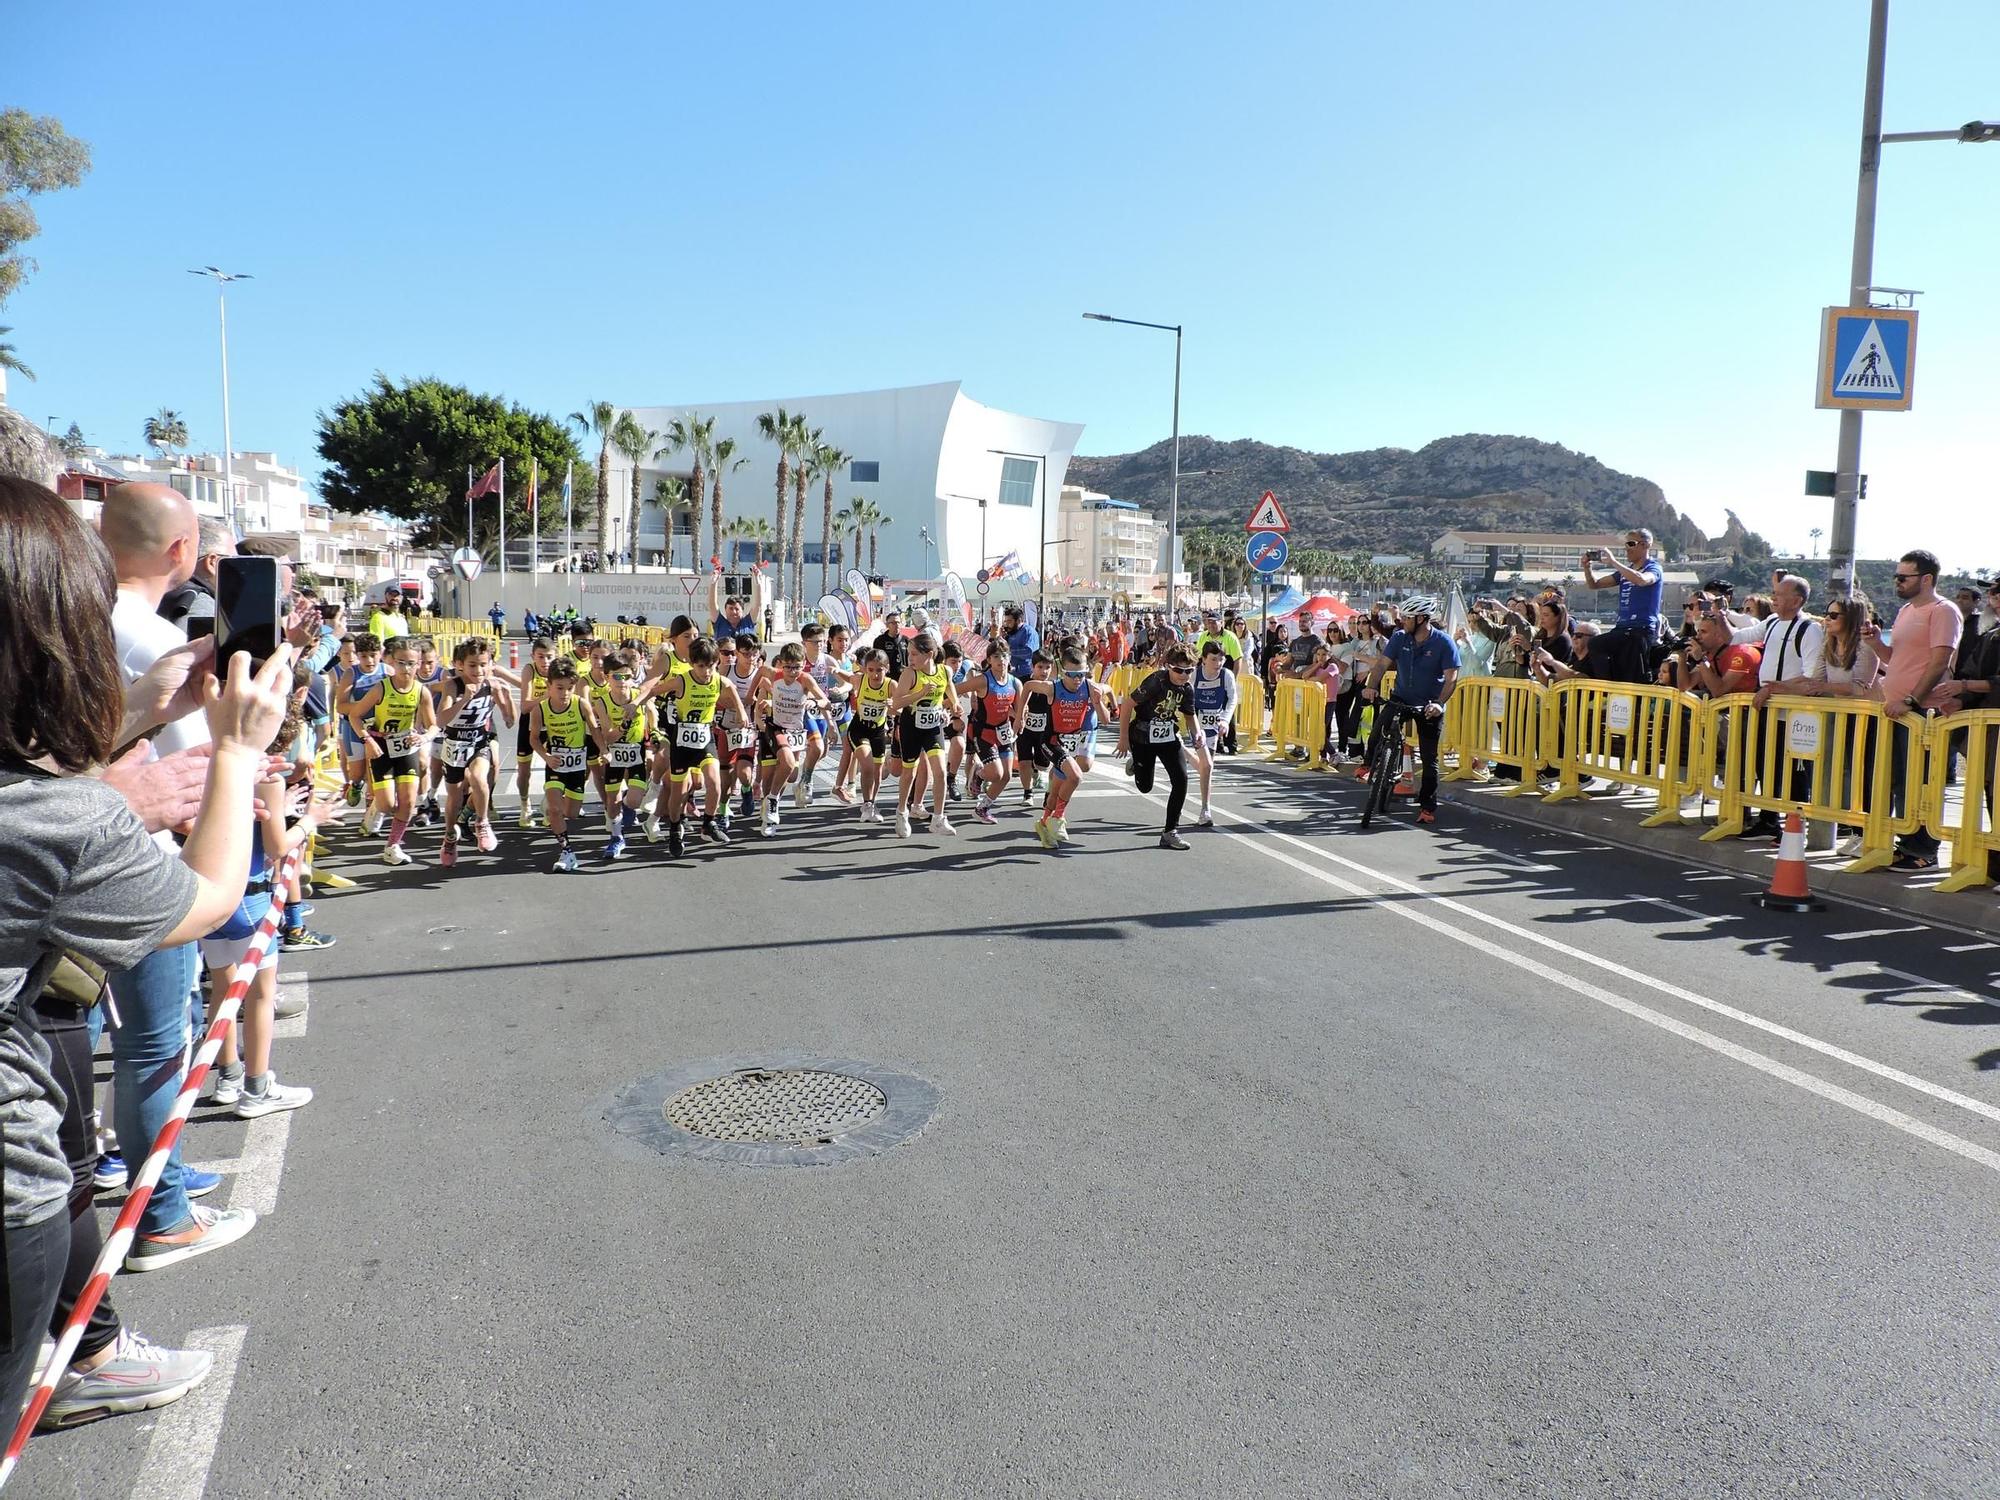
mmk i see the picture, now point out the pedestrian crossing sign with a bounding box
[1816,306,1916,412]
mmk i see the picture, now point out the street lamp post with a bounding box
[918,525,936,579]
[187,266,251,533]
[987,447,1050,619]
[1084,312,1182,617]
[1825,0,1996,599]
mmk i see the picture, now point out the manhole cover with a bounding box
[606,1052,938,1167]
[666,1068,886,1144]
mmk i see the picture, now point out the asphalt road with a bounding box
[21,743,2000,1499]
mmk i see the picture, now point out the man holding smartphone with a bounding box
[1579,530,1665,683]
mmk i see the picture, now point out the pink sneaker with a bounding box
[439,837,457,868]
[475,821,497,853]
[975,803,997,825]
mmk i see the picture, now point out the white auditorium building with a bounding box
[617,382,1084,584]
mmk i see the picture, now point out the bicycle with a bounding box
[1357,697,1433,828]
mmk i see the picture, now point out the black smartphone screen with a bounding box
[186,615,215,641]
[216,555,282,669]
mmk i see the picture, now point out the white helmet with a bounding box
[1399,594,1441,620]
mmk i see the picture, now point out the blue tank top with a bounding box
[1191,669,1231,715]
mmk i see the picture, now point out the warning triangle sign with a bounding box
[1245,491,1289,532]
[1835,321,1901,396]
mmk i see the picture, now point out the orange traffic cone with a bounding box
[1757,811,1823,912]
[509,640,520,672]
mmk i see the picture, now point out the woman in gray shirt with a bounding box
[2,476,294,1432]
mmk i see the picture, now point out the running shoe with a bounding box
[1123,760,1137,779]
[381,843,411,866]
[361,809,384,836]
[518,806,535,828]
[1053,816,1070,845]
[273,987,308,1020]
[667,825,686,859]
[279,927,335,953]
[975,801,997,825]
[344,781,363,807]
[92,1152,128,1192]
[1159,831,1191,851]
[235,1074,313,1120]
[1196,805,1213,826]
[556,846,579,873]
[410,807,435,830]
[1021,783,1034,804]
[793,778,809,809]
[438,837,458,869]
[181,1167,223,1201]
[604,833,627,861]
[946,779,960,802]
[475,821,498,853]
[765,798,781,830]
[761,813,777,838]
[1035,817,1056,849]
[1416,808,1438,825]
[706,819,730,847]
[123,1204,256,1273]
[644,810,663,842]
[36,1328,214,1431]
[740,787,757,820]
[289,900,315,920]
[929,813,955,837]
[209,1063,245,1106]
[895,806,912,838]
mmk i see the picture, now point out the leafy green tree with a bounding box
[0,324,33,381]
[813,442,849,595]
[568,400,619,563]
[316,374,588,550]
[58,420,85,459]
[755,407,810,597]
[0,110,92,309]
[657,413,714,572]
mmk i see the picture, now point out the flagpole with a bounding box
[466,463,473,552]
[564,460,575,613]
[530,457,539,596]
[498,456,507,581]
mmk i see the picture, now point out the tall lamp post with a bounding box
[187,266,251,533]
[987,447,1050,619]
[1085,312,1181,616]
[1824,1,1996,598]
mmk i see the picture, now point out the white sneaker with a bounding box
[895,806,912,838]
[764,797,781,830]
[361,810,383,836]
[381,843,411,866]
[793,778,809,808]
[123,1204,256,1273]
[760,814,777,838]
[1196,804,1213,826]
[235,1074,313,1119]
[208,1064,244,1107]
[929,813,955,836]
[644,810,662,842]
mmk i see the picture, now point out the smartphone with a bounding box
[185,614,215,641]
[216,555,282,670]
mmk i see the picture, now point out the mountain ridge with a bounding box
[1065,433,1708,561]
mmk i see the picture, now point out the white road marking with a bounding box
[1942,942,1998,953]
[1636,897,1723,924]
[274,973,309,1039]
[1684,874,1740,883]
[1130,770,2000,1146]
[133,1324,246,1500]
[1827,927,1925,942]
[229,1112,294,1216]
[1874,965,1983,1003]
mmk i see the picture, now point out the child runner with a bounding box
[337,633,383,812]
[1037,648,1113,847]
[844,648,894,824]
[957,641,1020,825]
[344,634,436,865]
[504,635,555,828]
[414,636,447,826]
[530,657,592,872]
[1013,651,1055,807]
[753,642,830,837]
[434,639,515,868]
[941,639,973,802]
[1116,645,1197,850]
[591,648,655,860]
[711,633,765,832]
[655,637,744,857]
[1187,640,1239,826]
[890,632,959,838]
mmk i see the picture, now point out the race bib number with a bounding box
[913,706,949,730]
[1197,710,1226,730]
[729,728,757,752]
[609,743,644,769]
[784,728,806,752]
[1023,711,1048,733]
[994,722,1016,748]
[859,702,887,724]
[676,723,712,751]
[384,730,418,756]
[1059,731,1088,756]
[550,745,586,773]
[1147,719,1177,744]
[441,735,476,768]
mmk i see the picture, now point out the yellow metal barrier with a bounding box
[1264,678,1330,770]
[1693,692,1921,872]
[1541,679,1698,827]
[1235,669,1265,748]
[1932,709,1999,893]
[1443,676,1547,795]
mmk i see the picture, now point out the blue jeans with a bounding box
[95,943,198,1235]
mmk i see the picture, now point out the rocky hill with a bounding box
[1066,434,1707,561]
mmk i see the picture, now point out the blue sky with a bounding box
[9,0,1997,566]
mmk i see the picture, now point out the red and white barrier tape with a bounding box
[0,843,306,1489]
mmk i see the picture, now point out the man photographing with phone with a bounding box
[1579,529,1665,683]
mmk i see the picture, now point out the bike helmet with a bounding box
[1398,594,1441,620]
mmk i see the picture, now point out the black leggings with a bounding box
[32,998,122,1364]
[1131,737,1190,832]
[1,1205,66,1426]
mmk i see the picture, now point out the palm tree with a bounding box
[0,327,34,382]
[706,438,748,573]
[725,515,773,569]
[611,412,656,573]
[868,506,891,575]
[788,423,824,603]
[657,413,714,571]
[143,407,188,460]
[567,400,620,563]
[834,503,861,581]
[755,407,807,597]
[812,442,850,596]
[653,477,687,572]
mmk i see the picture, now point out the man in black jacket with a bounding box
[157,517,235,630]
